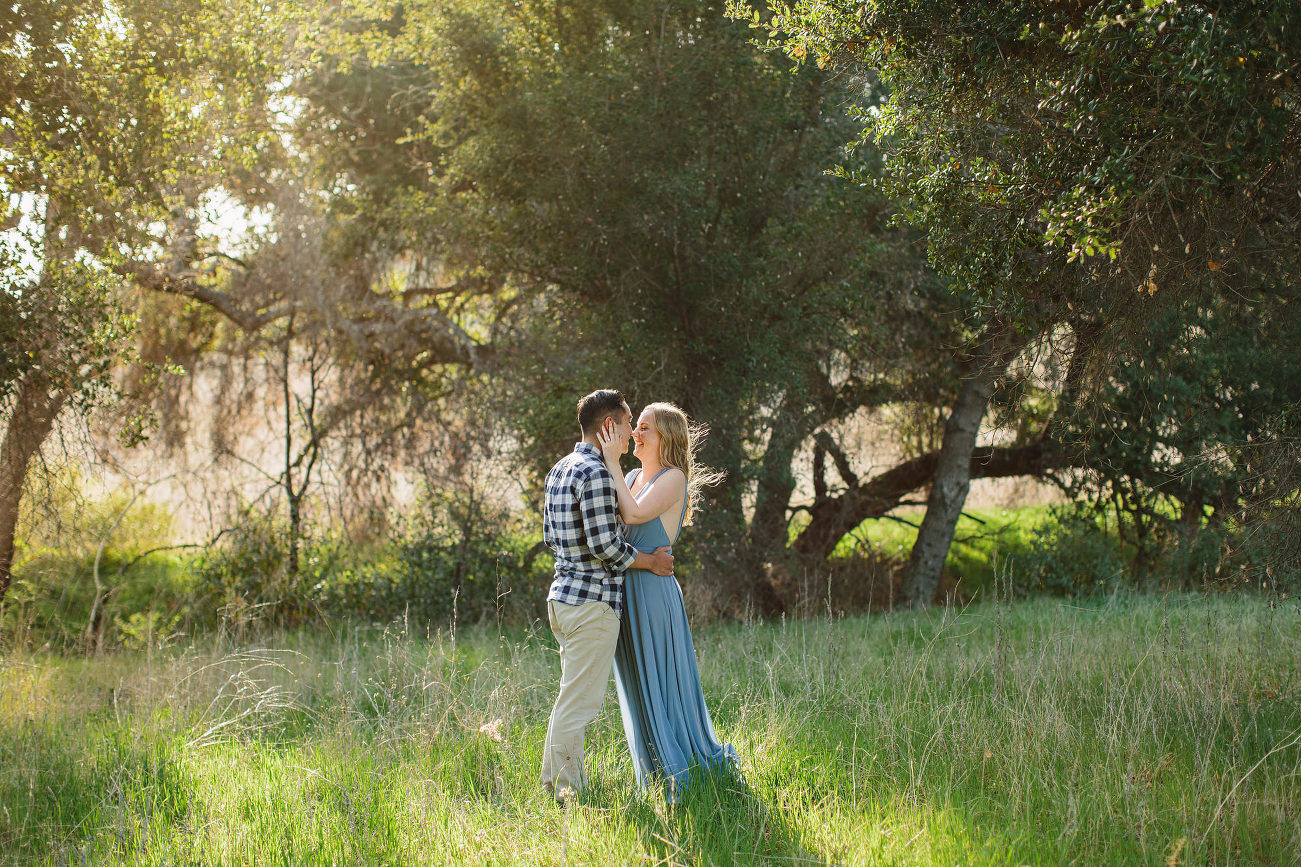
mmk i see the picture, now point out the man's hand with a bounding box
[636,545,674,576]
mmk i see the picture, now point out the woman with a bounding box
[596,402,737,799]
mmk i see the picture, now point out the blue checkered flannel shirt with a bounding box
[544,443,639,615]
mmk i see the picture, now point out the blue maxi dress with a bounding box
[612,468,738,798]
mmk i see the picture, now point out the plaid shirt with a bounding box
[544,443,638,615]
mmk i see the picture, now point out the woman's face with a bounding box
[631,408,660,464]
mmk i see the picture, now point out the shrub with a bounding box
[1192,516,1301,596]
[1145,522,1231,590]
[316,490,551,629]
[189,515,342,631]
[3,474,190,651]
[1018,506,1129,596]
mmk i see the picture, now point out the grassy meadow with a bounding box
[1,593,1298,865]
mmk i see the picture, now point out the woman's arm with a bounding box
[597,428,686,525]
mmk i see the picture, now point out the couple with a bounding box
[540,389,737,802]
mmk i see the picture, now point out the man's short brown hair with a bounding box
[577,389,629,436]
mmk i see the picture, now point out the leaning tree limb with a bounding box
[791,440,1079,564]
[119,261,291,334]
[749,370,903,563]
[902,323,1032,607]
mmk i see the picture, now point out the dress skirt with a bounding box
[612,565,738,797]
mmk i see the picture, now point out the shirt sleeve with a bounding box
[578,469,638,572]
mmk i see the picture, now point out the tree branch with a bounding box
[793,439,1081,561]
[119,261,289,333]
[812,430,860,489]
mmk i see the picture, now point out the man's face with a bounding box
[609,405,634,455]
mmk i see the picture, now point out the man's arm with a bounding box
[577,470,639,571]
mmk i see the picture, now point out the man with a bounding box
[540,388,674,799]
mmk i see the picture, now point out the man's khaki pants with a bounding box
[540,599,620,796]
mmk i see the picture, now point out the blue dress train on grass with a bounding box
[613,468,738,798]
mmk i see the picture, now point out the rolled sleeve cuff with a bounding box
[600,539,638,573]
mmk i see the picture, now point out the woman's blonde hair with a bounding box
[644,402,724,526]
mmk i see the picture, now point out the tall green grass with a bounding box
[2,593,1298,864]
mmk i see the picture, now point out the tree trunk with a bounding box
[0,372,68,606]
[902,326,1028,608]
[281,319,299,585]
[746,375,902,609]
[748,397,813,563]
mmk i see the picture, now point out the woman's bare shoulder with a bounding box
[660,467,687,486]
[654,467,687,501]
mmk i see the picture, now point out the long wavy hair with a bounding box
[644,402,724,526]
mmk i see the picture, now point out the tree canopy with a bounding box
[3,0,1299,628]
[741,0,1301,602]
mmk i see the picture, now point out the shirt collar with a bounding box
[574,442,601,458]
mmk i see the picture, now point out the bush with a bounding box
[1144,521,1229,590]
[1002,502,1298,600]
[189,515,337,631]
[160,488,553,635]
[3,474,191,651]
[316,490,551,629]
[1185,516,1301,596]
[1018,506,1129,596]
